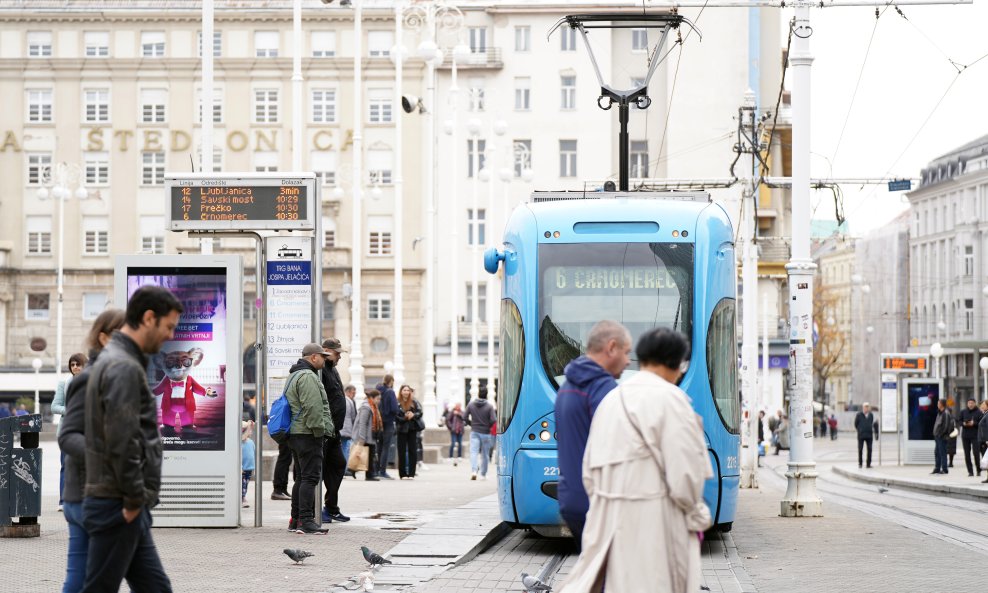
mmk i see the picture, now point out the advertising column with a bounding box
[265,236,316,407]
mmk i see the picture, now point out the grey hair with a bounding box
[586,320,631,354]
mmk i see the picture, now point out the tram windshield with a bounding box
[538,242,693,387]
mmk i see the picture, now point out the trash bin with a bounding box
[0,414,42,538]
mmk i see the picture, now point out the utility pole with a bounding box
[739,90,760,489]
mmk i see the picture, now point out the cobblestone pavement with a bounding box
[2,441,496,593]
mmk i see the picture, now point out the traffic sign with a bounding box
[887,179,911,192]
[166,173,316,231]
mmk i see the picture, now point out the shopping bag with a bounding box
[347,442,369,472]
[980,448,988,471]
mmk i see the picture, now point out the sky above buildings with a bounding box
[805,2,988,236]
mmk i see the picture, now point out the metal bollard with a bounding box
[0,414,43,538]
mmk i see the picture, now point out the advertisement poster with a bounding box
[906,381,940,441]
[264,236,314,412]
[127,268,228,451]
[880,374,898,433]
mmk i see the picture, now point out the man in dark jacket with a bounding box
[854,402,876,469]
[320,338,350,522]
[82,286,181,592]
[959,397,983,477]
[375,374,399,479]
[978,400,988,483]
[932,398,954,474]
[554,320,631,547]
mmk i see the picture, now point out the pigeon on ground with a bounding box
[284,548,314,564]
[521,572,552,592]
[361,546,392,568]
[878,487,889,494]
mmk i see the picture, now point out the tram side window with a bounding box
[498,299,525,432]
[707,298,739,434]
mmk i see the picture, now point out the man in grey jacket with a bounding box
[82,286,181,593]
[465,390,497,480]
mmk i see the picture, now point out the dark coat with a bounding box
[854,411,875,440]
[83,333,163,510]
[376,383,399,425]
[959,407,984,439]
[978,411,988,443]
[57,350,100,504]
[395,399,424,434]
[321,362,347,442]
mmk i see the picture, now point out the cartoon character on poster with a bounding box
[151,347,218,435]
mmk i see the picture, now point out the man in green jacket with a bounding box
[287,343,335,534]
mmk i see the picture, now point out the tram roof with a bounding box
[525,190,713,220]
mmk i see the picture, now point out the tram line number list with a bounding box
[172,185,307,224]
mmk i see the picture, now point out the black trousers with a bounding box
[377,423,396,475]
[396,431,418,477]
[962,436,980,475]
[273,441,293,493]
[857,436,873,467]
[288,434,324,524]
[322,437,346,513]
[81,498,171,593]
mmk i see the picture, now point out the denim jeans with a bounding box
[470,433,495,476]
[934,437,949,472]
[241,470,253,499]
[81,497,171,593]
[449,432,463,458]
[341,437,352,465]
[59,450,65,505]
[62,501,88,593]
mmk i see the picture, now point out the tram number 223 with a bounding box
[543,466,560,477]
[725,456,738,470]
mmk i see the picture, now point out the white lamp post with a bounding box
[37,162,88,386]
[392,5,406,386]
[467,116,481,401]
[979,356,988,402]
[31,358,42,416]
[930,342,944,380]
[349,0,366,396]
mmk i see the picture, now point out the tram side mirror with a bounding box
[484,248,504,274]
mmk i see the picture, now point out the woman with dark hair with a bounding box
[560,328,712,593]
[395,384,423,479]
[51,352,88,512]
[56,308,126,593]
[352,389,383,481]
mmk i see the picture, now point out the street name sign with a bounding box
[887,179,912,192]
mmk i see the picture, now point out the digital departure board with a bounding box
[166,174,316,231]
[880,353,929,373]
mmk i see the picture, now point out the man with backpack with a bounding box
[286,343,335,534]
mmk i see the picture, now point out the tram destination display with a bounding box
[166,173,316,231]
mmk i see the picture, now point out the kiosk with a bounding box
[115,255,243,527]
[901,378,942,465]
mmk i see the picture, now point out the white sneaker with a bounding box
[480,474,488,481]
[471,472,477,480]
[57,505,63,513]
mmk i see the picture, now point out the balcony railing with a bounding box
[437,47,503,70]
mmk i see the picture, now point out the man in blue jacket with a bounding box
[555,320,631,548]
[375,374,399,480]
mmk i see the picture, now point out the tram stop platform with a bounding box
[835,462,988,501]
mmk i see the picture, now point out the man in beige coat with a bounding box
[560,328,713,593]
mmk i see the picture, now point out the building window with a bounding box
[514,77,531,111]
[312,31,336,57]
[139,216,165,254]
[82,292,108,320]
[469,27,487,54]
[964,245,974,276]
[197,30,222,57]
[368,294,393,320]
[468,208,486,246]
[367,216,393,256]
[26,216,52,255]
[84,152,110,185]
[367,89,393,124]
[467,139,486,177]
[141,31,165,57]
[82,217,109,255]
[465,282,487,323]
[631,28,648,52]
[513,139,532,177]
[84,31,110,57]
[27,31,52,57]
[26,89,53,123]
[367,31,393,57]
[254,151,278,173]
[321,294,334,322]
[515,26,530,52]
[311,151,337,187]
[196,89,223,124]
[255,31,279,57]
[141,151,165,185]
[468,83,485,112]
[311,89,336,123]
[197,146,223,173]
[140,89,167,123]
[366,149,393,185]
[965,299,974,332]
[630,140,649,178]
[84,89,110,123]
[254,89,279,123]
[27,153,52,185]
[560,75,576,110]
[560,27,576,51]
[26,293,50,321]
[322,217,337,248]
[559,140,577,177]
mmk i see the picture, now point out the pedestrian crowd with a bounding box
[931,396,988,480]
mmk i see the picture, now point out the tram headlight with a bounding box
[539,430,552,442]
[541,421,549,428]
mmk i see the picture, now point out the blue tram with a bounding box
[483,191,740,536]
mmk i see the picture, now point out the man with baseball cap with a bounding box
[320,338,351,523]
[286,343,335,534]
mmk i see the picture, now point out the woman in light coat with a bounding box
[559,328,712,593]
[351,390,382,481]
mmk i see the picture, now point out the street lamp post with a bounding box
[980,356,988,402]
[349,0,366,397]
[32,358,42,416]
[467,117,481,402]
[931,342,944,380]
[479,116,506,404]
[38,162,88,385]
